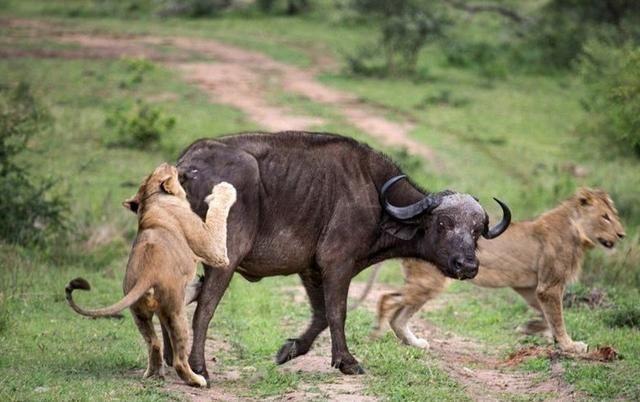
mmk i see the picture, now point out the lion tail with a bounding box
[348,263,382,311]
[65,277,151,319]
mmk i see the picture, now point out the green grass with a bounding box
[1,1,640,400]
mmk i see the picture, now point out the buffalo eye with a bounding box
[438,216,454,232]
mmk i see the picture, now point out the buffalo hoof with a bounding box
[339,362,365,375]
[164,353,173,367]
[190,363,209,380]
[275,338,304,364]
[332,356,365,375]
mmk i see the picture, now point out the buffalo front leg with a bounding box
[323,268,364,375]
[188,264,235,379]
[276,269,328,364]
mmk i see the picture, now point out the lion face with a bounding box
[574,188,625,249]
[123,163,187,214]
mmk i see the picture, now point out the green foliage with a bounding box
[257,0,310,15]
[579,42,640,155]
[604,303,640,329]
[119,57,155,88]
[158,0,231,17]
[105,60,176,149]
[443,40,509,79]
[525,0,640,68]
[0,82,67,246]
[50,0,156,18]
[105,100,176,149]
[348,0,448,76]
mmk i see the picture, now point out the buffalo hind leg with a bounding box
[323,266,364,375]
[188,264,235,379]
[276,269,328,364]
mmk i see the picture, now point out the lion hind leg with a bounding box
[389,304,429,349]
[132,308,164,379]
[373,292,402,338]
[513,287,552,340]
[160,309,207,387]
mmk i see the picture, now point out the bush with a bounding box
[158,0,232,17]
[604,302,640,329]
[348,0,448,77]
[579,42,640,155]
[257,0,310,15]
[105,100,176,149]
[524,0,640,69]
[0,82,67,246]
[119,57,155,88]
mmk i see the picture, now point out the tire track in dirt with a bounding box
[4,18,435,163]
[349,281,582,402]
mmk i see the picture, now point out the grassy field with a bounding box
[1,1,639,401]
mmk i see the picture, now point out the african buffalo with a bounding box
[172,131,510,377]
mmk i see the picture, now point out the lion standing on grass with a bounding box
[65,163,236,387]
[375,188,625,353]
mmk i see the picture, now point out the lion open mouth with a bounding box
[598,238,614,249]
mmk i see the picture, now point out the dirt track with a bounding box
[2,18,435,163]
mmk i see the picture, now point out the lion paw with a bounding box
[192,374,207,388]
[560,340,588,354]
[411,338,430,349]
[205,182,236,207]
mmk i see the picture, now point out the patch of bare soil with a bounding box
[152,304,251,402]
[350,280,583,402]
[274,285,379,402]
[503,345,620,367]
[3,18,436,162]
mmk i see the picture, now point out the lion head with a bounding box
[572,187,625,250]
[122,163,187,214]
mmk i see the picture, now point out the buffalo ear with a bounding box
[380,215,419,240]
[160,174,181,195]
[123,196,140,213]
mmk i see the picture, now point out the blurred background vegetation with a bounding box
[0,0,639,400]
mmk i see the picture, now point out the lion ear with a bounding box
[577,188,593,206]
[123,196,140,213]
[160,174,181,195]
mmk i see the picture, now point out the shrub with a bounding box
[0,82,67,246]
[348,0,448,77]
[119,57,155,88]
[105,100,176,149]
[257,0,310,14]
[158,0,232,17]
[604,303,640,329]
[524,0,640,69]
[579,42,640,155]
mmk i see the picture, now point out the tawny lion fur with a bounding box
[375,188,625,353]
[65,163,236,387]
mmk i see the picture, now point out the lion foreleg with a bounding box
[186,182,237,269]
[536,283,587,353]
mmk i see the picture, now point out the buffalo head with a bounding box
[380,175,511,280]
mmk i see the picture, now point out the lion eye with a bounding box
[602,214,610,222]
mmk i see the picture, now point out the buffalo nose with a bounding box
[452,257,479,279]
